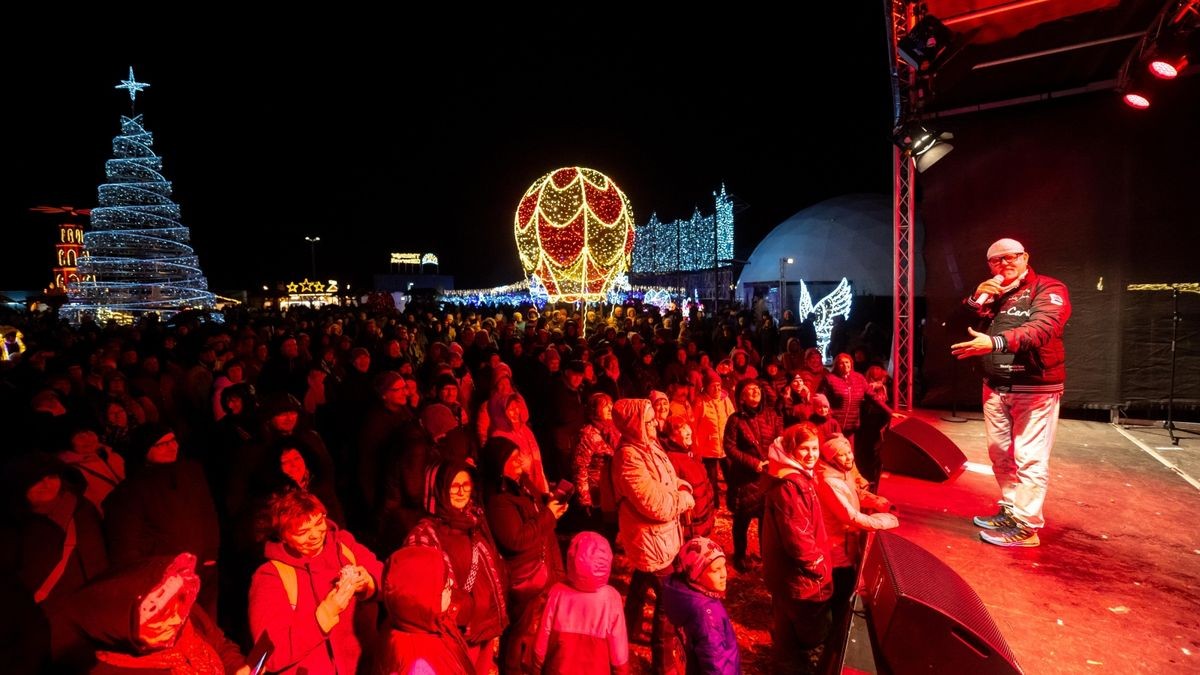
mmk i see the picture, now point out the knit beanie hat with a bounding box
[821,435,852,462]
[421,403,459,442]
[811,393,830,409]
[130,422,173,459]
[479,436,520,485]
[260,392,302,419]
[678,537,725,585]
[375,370,404,398]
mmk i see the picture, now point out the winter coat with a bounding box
[404,504,508,645]
[56,448,125,514]
[534,531,629,674]
[356,402,415,516]
[691,393,734,461]
[101,458,220,616]
[822,370,871,434]
[248,524,382,675]
[662,439,715,539]
[486,477,564,621]
[49,555,243,674]
[572,422,619,512]
[816,461,898,569]
[660,575,741,675]
[722,391,783,492]
[375,546,473,675]
[968,267,1071,392]
[611,399,694,574]
[5,458,108,605]
[761,452,832,603]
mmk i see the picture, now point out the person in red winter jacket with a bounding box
[534,531,630,674]
[760,422,832,673]
[374,545,474,675]
[248,490,382,675]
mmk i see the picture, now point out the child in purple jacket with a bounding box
[661,537,742,674]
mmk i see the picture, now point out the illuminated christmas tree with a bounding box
[68,68,215,323]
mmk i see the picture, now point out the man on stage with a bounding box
[951,238,1071,548]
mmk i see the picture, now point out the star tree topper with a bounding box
[115,67,150,102]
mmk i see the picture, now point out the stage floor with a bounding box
[875,410,1200,674]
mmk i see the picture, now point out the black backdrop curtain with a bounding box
[917,83,1199,416]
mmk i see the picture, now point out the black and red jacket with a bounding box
[967,267,1071,393]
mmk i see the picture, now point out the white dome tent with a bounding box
[736,193,925,315]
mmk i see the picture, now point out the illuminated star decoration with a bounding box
[286,282,299,293]
[115,67,150,102]
[798,277,853,364]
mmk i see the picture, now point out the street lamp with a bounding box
[304,236,321,278]
[779,257,794,319]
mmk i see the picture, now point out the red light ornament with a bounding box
[514,167,635,303]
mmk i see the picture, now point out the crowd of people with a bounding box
[1,299,901,674]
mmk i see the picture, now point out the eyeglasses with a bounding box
[449,482,472,493]
[987,253,1024,266]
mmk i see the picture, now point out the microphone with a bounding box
[972,275,1005,305]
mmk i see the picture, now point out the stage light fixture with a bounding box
[893,124,955,173]
[898,15,954,72]
[1145,33,1190,78]
[1116,2,1200,108]
[1119,66,1159,109]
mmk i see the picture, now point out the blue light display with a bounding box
[631,184,734,273]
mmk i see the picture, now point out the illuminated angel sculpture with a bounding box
[798,277,853,364]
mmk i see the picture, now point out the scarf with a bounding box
[94,621,224,675]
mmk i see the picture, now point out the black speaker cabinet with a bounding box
[880,416,967,481]
[861,531,1023,675]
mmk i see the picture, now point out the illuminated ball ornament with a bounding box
[514,167,636,303]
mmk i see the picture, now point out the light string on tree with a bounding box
[67,69,215,324]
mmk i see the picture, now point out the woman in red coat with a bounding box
[247,490,382,675]
[374,545,474,674]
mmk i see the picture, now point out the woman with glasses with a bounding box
[403,461,508,674]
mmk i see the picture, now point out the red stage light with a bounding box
[1123,92,1151,109]
[1148,57,1183,79]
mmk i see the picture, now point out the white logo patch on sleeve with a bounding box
[1049,293,1064,306]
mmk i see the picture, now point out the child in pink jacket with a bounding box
[534,531,629,674]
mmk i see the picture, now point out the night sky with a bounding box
[4,9,894,292]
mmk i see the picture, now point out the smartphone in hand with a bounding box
[246,631,275,675]
[550,479,576,503]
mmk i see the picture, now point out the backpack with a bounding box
[270,541,357,610]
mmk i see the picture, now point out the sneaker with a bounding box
[980,524,1040,547]
[973,506,1016,530]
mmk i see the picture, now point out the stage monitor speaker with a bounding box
[861,531,1023,675]
[880,416,966,481]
